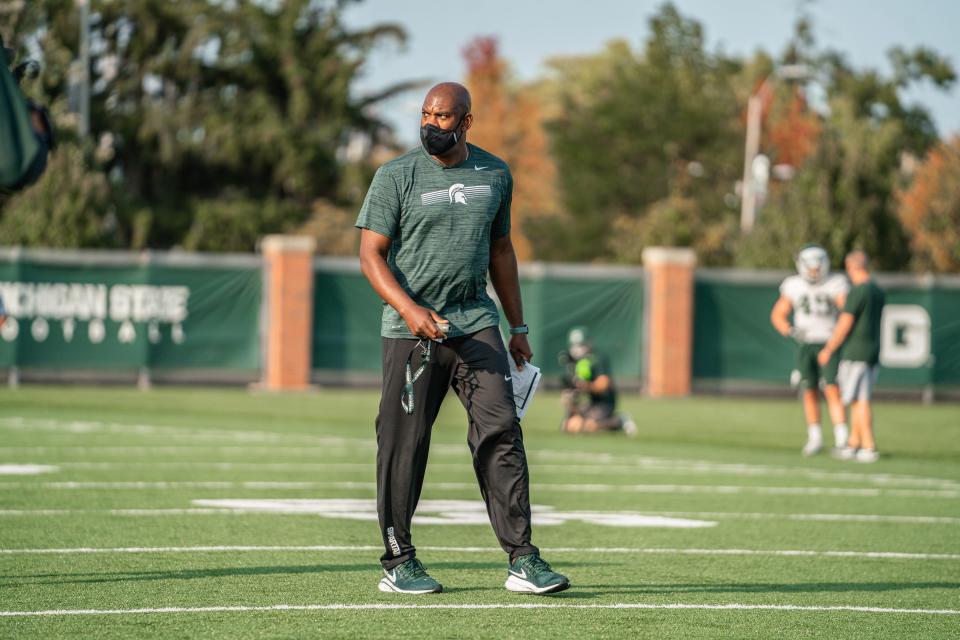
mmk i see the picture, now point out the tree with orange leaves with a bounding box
[463,37,559,261]
[766,87,822,170]
[898,136,960,272]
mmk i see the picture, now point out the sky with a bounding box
[342,0,960,146]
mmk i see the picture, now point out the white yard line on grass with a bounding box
[0,480,957,498]
[0,418,374,449]
[0,509,248,516]
[4,417,958,490]
[529,450,960,487]
[0,508,957,525]
[0,446,370,456]
[639,511,960,525]
[42,461,960,489]
[0,481,323,489]
[1,603,958,617]
[524,483,960,498]
[2,545,958,560]
[359,481,960,499]
[0,464,59,475]
[58,462,375,471]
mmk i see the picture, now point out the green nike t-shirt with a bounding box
[840,279,885,365]
[355,143,512,338]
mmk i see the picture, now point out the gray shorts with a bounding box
[838,360,879,405]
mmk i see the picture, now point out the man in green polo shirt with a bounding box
[818,250,886,463]
[356,82,569,595]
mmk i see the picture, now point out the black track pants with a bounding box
[375,326,539,570]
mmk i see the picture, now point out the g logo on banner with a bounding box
[880,305,931,368]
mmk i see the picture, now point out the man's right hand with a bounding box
[402,305,447,340]
[817,347,833,367]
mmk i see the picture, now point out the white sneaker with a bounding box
[802,439,823,457]
[855,448,879,463]
[831,446,857,461]
[621,415,637,437]
[834,425,849,449]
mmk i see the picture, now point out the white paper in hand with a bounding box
[509,359,541,420]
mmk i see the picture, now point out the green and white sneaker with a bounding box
[505,554,570,595]
[378,558,442,594]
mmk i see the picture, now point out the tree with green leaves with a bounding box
[541,3,956,270]
[540,4,743,264]
[1,0,413,251]
[739,13,957,271]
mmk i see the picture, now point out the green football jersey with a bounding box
[355,143,512,338]
[840,279,885,365]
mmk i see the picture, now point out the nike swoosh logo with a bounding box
[509,568,527,579]
[474,165,488,171]
[504,376,512,381]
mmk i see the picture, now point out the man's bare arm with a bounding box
[359,229,446,340]
[818,312,855,365]
[489,234,523,327]
[770,296,794,337]
[577,374,611,394]
[489,233,532,366]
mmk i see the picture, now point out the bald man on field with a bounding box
[356,82,569,595]
[818,250,886,463]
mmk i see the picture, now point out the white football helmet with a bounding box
[796,244,830,283]
[567,326,591,360]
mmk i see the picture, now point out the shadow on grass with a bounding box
[2,563,370,586]
[425,560,602,571]
[574,581,960,595]
[399,586,597,599]
[1,560,603,587]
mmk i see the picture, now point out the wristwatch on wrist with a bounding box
[509,324,529,335]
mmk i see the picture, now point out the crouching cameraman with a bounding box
[558,327,636,436]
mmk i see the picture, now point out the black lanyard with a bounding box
[401,340,432,415]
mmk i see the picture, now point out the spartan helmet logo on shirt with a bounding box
[419,184,492,206]
[448,183,467,204]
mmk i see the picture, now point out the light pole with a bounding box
[740,64,810,233]
[77,0,90,138]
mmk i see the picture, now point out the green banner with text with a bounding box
[0,250,261,372]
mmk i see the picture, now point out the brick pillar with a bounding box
[642,247,696,397]
[262,235,316,391]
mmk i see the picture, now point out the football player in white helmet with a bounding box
[795,244,831,284]
[771,245,850,456]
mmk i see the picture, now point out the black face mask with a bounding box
[420,115,464,156]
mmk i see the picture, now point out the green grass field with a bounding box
[1,386,958,639]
